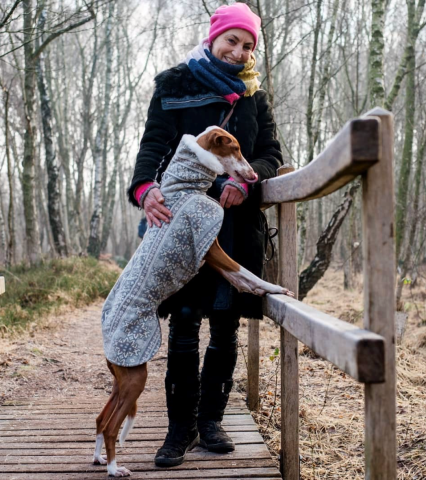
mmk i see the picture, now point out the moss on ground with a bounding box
[0,257,120,334]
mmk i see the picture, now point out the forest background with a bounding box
[0,0,425,304]
[1,0,425,307]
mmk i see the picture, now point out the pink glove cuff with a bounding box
[134,182,155,205]
[229,177,249,195]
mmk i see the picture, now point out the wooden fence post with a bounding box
[277,165,299,479]
[0,276,4,295]
[247,319,260,410]
[363,108,396,479]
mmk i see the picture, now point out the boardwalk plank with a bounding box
[1,449,272,464]
[0,467,281,479]
[0,407,246,417]
[0,458,275,473]
[0,443,272,459]
[0,414,254,429]
[0,392,280,479]
[0,431,264,443]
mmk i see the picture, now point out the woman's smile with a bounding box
[223,56,238,65]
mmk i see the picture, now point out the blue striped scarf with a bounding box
[185,39,246,104]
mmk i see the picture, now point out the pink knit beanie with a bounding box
[209,3,261,50]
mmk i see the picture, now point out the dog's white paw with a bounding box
[93,454,107,465]
[108,461,131,477]
[113,466,132,477]
[268,284,287,295]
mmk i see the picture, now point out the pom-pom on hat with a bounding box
[209,3,261,50]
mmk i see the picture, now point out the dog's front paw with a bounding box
[93,454,107,465]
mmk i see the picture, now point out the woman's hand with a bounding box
[220,185,245,209]
[143,188,173,228]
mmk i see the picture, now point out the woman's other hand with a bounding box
[143,188,173,228]
[220,185,245,209]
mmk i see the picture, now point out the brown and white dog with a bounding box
[93,127,294,477]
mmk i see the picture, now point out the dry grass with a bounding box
[0,257,120,337]
[235,267,426,480]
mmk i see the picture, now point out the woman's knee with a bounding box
[168,307,203,353]
[208,313,240,349]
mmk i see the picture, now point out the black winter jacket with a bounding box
[128,64,282,319]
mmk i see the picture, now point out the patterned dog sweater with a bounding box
[101,136,224,367]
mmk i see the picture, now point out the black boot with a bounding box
[198,419,235,453]
[155,421,200,467]
[198,342,238,453]
[155,364,200,467]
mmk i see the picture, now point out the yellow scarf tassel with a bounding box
[238,53,261,97]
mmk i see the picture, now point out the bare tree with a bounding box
[395,0,425,259]
[299,183,360,300]
[15,0,95,264]
[36,5,68,257]
[88,0,115,258]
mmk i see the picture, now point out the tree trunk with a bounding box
[101,36,121,253]
[22,0,42,264]
[1,81,16,267]
[314,0,339,147]
[88,1,114,258]
[385,0,425,110]
[46,37,74,249]
[299,0,324,268]
[396,135,426,309]
[368,0,386,107]
[75,26,99,251]
[306,0,323,165]
[0,195,6,267]
[395,0,418,260]
[36,8,68,257]
[299,182,360,300]
[257,0,275,106]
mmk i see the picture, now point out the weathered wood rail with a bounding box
[247,108,396,479]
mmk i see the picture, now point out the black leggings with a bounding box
[165,306,240,421]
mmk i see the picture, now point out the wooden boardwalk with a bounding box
[0,391,281,479]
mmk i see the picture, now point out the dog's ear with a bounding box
[213,134,233,146]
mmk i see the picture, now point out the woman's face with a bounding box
[211,28,254,65]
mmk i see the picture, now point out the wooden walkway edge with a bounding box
[0,391,281,479]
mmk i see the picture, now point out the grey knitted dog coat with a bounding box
[101,135,224,367]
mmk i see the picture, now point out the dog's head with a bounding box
[196,127,258,184]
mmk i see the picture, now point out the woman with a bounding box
[128,3,282,467]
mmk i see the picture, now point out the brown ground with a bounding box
[1,268,425,479]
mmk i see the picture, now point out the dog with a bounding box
[93,126,294,477]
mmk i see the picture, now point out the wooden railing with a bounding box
[247,108,396,480]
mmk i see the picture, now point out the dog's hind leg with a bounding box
[119,400,137,447]
[104,363,148,477]
[93,374,119,465]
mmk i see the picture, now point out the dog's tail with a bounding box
[119,415,136,447]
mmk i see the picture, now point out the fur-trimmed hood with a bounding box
[153,63,212,99]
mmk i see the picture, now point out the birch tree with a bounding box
[36,5,68,257]
[88,0,115,258]
[395,0,425,259]
[368,0,385,107]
